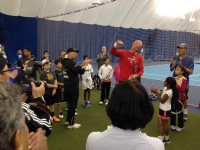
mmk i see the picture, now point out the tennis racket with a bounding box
[171,100,184,115]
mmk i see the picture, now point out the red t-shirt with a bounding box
[110,46,144,81]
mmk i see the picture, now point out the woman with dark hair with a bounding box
[86,80,164,150]
[41,50,51,62]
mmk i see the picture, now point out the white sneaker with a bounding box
[170,125,176,131]
[99,101,103,105]
[75,112,78,116]
[67,123,81,129]
[176,127,184,132]
[105,99,109,105]
[64,121,69,125]
[58,113,64,119]
[157,136,164,141]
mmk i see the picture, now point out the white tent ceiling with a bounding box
[0,0,200,33]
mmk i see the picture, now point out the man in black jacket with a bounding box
[62,48,85,129]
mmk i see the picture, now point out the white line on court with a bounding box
[143,73,169,77]
[190,74,200,77]
[145,64,169,67]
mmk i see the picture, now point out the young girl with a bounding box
[81,55,94,108]
[98,58,113,105]
[171,65,188,131]
[151,77,179,144]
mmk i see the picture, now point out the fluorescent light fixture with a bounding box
[156,0,200,17]
[189,15,196,22]
[92,0,101,5]
[180,15,186,20]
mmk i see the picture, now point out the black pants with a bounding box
[171,101,184,128]
[64,86,79,125]
[100,82,111,102]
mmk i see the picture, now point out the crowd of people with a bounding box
[0,41,194,149]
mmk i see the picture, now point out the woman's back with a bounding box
[86,126,164,150]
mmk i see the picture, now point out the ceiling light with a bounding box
[189,15,195,22]
[92,0,101,5]
[180,15,186,20]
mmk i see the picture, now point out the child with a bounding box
[151,77,179,144]
[81,55,93,108]
[171,65,188,131]
[98,58,113,105]
[16,50,22,66]
[40,59,60,122]
[54,59,64,118]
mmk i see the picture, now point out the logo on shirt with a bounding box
[46,74,54,80]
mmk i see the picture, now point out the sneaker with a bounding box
[58,112,64,119]
[53,116,61,122]
[67,123,81,129]
[170,125,177,131]
[64,121,69,125]
[176,127,184,132]
[87,101,91,107]
[65,108,68,111]
[183,114,188,121]
[75,112,78,116]
[82,101,87,108]
[105,99,109,105]
[83,101,91,108]
[99,101,103,105]
[157,136,164,141]
[163,138,171,144]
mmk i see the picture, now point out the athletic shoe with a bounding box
[83,101,91,108]
[75,112,78,116]
[99,101,103,105]
[157,136,164,141]
[65,108,68,111]
[58,112,64,119]
[67,123,81,129]
[105,99,109,105]
[170,125,177,131]
[176,127,184,132]
[53,116,61,122]
[64,121,69,125]
[87,101,91,107]
[82,101,87,108]
[183,114,188,121]
[148,92,157,100]
[163,138,171,144]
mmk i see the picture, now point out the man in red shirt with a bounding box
[110,40,144,82]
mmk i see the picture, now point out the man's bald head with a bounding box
[131,40,142,54]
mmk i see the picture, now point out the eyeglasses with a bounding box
[0,68,16,73]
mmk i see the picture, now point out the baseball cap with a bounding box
[177,43,188,49]
[66,48,79,54]
[42,59,50,65]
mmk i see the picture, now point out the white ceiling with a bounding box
[0,0,200,33]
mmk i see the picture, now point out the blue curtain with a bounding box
[37,19,200,63]
[1,13,200,64]
[0,13,37,64]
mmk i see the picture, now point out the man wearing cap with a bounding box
[170,43,194,121]
[62,48,86,129]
